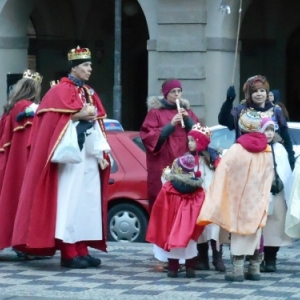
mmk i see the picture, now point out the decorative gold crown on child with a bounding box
[191,123,212,139]
[68,46,91,61]
[23,70,43,83]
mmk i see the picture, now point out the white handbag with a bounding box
[51,120,82,164]
[85,122,111,157]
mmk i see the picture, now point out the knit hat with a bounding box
[162,79,182,98]
[238,109,262,133]
[259,116,275,133]
[188,123,212,152]
[172,154,195,174]
[244,75,270,101]
[169,154,202,194]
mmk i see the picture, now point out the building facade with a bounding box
[0,0,299,129]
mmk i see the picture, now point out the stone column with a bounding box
[0,0,35,108]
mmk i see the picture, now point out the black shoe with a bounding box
[167,270,178,278]
[260,261,265,272]
[264,260,276,272]
[163,263,185,273]
[186,268,196,278]
[81,255,101,267]
[60,256,89,269]
[195,259,210,270]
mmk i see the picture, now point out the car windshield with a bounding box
[133,136,146,152]
[209,127,235,150]
[289,128,300,145]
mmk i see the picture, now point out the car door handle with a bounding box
[109,178,115,185]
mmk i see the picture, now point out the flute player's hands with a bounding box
[171,114,183,126]
[179,108,188,118]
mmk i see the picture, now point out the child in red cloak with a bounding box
[146,152,205,278]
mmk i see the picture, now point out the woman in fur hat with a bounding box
[187,123,228,273]
[140,78,198,211]
[146,153,205,278]
[218,76,295,170]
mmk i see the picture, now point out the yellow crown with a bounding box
[68,46,91,61]
[49,80,59,88]
[23,70,43,83]
[191,123,212,139]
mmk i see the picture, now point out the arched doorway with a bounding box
[29,0,148,130]
[286,28,300,122]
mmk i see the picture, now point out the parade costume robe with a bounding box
[197,133,273,254]
[0,113,8,193]
[140,96,198,207]
[12,78,110,256]
[264,142,292,247]
[196,154,229,249]
[0,101,36,249]
[285,156,300,238]
[146,181,205,260]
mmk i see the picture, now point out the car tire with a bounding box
[108,203,148,242]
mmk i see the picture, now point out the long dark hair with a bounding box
[6,78,41,112]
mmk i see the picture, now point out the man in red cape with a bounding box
[12,46,110,269]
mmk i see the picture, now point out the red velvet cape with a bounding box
[0,113,8,193]
[146,181,205,251]
[140,108,198,209]
[12,78,110,256]
[0,101,34,249]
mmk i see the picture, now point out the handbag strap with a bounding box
[271,143,280,184]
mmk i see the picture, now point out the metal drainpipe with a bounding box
[113,0,122,122]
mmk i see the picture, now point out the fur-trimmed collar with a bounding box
[146,95,191,110]
[166,173,203,187]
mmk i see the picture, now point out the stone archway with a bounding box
[29,0,149,130]
[0,0,36,105]
[0,0,149,130]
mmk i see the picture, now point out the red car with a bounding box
[106,131,150,242]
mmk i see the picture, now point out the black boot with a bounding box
[167,259,179,278]
[196,242,210,270]
[186,257,196,278]
[264,246,279,272]
[212,243,226,272]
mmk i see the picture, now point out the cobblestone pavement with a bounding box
[0,241,300,300]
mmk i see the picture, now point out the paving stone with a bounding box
[0,242,299,299]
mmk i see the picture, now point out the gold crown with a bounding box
[68,46,91,61]
[49,80,59,88]
[23,70,43,83]
[191,123,212,139]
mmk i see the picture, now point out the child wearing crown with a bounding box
[146,153,205,278]
[187,123,228,273]
[197,109,274,282]
[0,70,42,252]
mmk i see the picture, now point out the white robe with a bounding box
[285,156,300,238]
[264,143,292,246]
[55,121,110,243]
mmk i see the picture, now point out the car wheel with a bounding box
[108,203,148,242]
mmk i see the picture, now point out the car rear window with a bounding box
[210,128,235,150]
